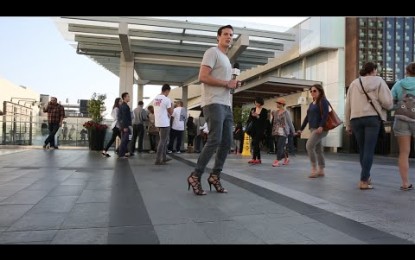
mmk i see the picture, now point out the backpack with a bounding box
[394,86,415,122]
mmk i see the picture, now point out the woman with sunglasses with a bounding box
[297,84,329,178]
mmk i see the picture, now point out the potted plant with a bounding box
[83,93,108,150]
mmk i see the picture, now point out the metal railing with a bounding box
[1,115,113,148]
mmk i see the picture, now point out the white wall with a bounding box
[0,76,41,116]
[299,17,345,55]
[279,50,344,148]
[247,16,346,148]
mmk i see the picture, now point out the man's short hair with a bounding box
[162,84,171,92]
[138,101,144,106]
[121,92,129,100]
[217,25,233,36]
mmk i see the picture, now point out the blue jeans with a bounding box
[129,124,145,153]
[350,116,380,181]
[44,122,60,147]
[119,127,131,157]
[168,128,184,152]
[274,135,287,161]
[287,134,296,155]
[193,104,233,177]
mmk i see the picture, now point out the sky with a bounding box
[0,16,308,118]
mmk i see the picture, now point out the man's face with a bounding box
[217,28,233,48]
[50,97,57,104]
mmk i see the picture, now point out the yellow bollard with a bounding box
[241,132,251,156]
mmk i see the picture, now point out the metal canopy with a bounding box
[59,17,295,87]
[232,76,322,107]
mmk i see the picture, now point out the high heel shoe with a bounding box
[187,174,207,196]
[207,174,228,193]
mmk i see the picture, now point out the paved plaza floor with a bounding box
[0,146,414,244]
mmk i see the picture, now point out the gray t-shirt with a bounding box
[200,47,232,107]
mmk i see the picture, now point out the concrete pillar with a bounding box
[181,85,189,151]
[181,85,188,108]
[119,53,134,98]
[137,84,144,104]
[301,57,306,79]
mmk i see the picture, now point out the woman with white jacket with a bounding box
[345,62,393,190]
[102,97,122,157]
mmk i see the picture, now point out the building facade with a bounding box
[345,17,415,156]
[346,17,415,86]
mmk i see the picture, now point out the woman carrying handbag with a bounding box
[345,62,393,190]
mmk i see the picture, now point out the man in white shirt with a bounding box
[129,100,148,154]
[153,84,173,165]
[168,100,187,153]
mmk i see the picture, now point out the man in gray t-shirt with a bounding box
[187,25,240,196]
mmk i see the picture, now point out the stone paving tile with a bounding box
[0,190,49,205]
[60,178,87,186]
[0,204,33,226]
[48,185,84,197]
[288,221,365,244]
[232,214,316,244]
[76,189,111,204]
[108,226,159,244]
[68,172,90,179]
[8,177,40,186]
[29,196,78,214]
[60,203,110,229]
[154,222,212,244]
[7,212,66,231]
[197,220,265,244]
[0,174,27,184]
[148,204,232,225]
[0,184,31,197]
[0,230,57,244]
[52,227,108,244]
[364,220,415,243]
[25,180,61,192]
[84,179,113,190]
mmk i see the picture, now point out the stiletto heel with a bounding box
[187,174,207,196]
[207,174,228,193]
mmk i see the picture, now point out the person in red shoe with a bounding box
[247,97,268,165]
[271,97,295,167]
